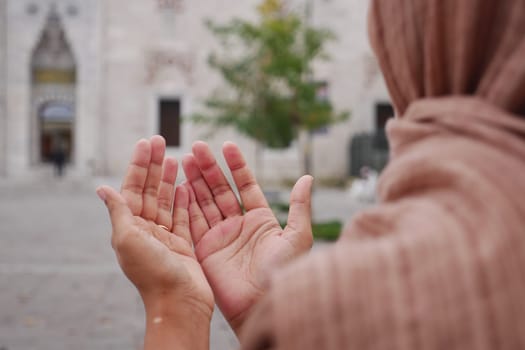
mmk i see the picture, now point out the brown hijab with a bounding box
[369,0,525,116]
[240,1,525,349]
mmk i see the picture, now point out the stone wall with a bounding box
[99,0,262,177]
[99,0,390,182]
[1,0,390,182]
[0,0,6,176]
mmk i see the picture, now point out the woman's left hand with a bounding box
[96,136,214,349]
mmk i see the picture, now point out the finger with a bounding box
[121,139,151,215]
[171,185,192,245]
[156,157,178,230]
[184,182,210,245]
[141,135,166,220]
[192,141,242,217]
[222,141,269,211]
[96,185,134,243]
[182,154,223,226]
[284,175,314,250]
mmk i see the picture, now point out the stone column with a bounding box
[0,0,6,177]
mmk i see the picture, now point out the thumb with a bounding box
[96,185,133,231]
[284,175,313,249]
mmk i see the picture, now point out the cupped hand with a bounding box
[96,136,214,317]
[182,141,313,334]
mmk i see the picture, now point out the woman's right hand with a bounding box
[182,141,314,335]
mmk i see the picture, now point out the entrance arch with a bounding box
[30,6,76,166]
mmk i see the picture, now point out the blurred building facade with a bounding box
[0,0,390,182]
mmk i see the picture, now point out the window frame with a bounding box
[158,97,182,148]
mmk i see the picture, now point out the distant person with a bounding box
[52,137,66,177]
[96,0,525,349]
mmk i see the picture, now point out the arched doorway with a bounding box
[31,6,76,166]
[38,101,74,162]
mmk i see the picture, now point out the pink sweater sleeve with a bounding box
[239,108,525,349]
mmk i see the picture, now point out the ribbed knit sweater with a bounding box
[240,98,525,349]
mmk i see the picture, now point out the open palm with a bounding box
[97,136,213,314]
[182,141,313,333]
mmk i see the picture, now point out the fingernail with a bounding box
[96,188,106,202]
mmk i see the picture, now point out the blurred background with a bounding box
[0,0,392,348]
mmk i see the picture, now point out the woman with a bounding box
[96,0,525,348]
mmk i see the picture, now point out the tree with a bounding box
[194,0,349,178]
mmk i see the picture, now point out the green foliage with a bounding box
[270,201,290,213]
[272,198,342,241]
[278,218,342,241]
[194,0,349,149]
[312,221,342,241]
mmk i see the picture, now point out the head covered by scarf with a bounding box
[240,1,525,349]
[363,0,525,212]
[369,0,525,116]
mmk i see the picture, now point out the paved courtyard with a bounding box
[0,176,369,349]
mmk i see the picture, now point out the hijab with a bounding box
[368,0,525,116]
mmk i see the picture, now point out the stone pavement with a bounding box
[0,177,369,350]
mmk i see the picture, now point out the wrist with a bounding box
[142,290,213,320]
[141,292,213,350]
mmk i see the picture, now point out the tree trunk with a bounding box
[255,141,264,185]
[301,130,313,176]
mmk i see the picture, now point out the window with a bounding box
[375,102,394,130]
[159,99,181,147]
[374,102,394,150]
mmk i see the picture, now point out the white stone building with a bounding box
[0,0,390,183]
